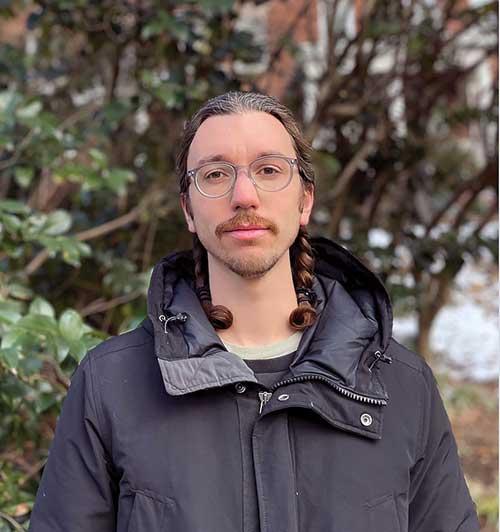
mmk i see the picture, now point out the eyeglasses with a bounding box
[186,155,298,198]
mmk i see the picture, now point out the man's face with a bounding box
[180,111,314,279]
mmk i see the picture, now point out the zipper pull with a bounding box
[368,350,393,372]
[258,391,273,414]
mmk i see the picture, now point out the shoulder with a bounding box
[382,337,440,407]
[381,338,449,459]
[75,321,161,419]
[89,321,153,359]
[79,320,155,379]
[386,336,434,381]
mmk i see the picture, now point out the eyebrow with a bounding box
[196,151,289,166]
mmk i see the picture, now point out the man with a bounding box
[30,91,479,531]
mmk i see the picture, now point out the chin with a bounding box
[203,232,293,276]
[225,250,286,278]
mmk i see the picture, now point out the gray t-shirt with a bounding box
[243,351,296,388]
[222,331,302,388]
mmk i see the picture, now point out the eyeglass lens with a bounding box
[196,156,292,197]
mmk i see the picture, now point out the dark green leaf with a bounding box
[59,309,84,342]
[29,297,55,318]
[16,100,42,119]
[0,347,19,369]
[0,301,22,324]
[15,314,59,337]
[198,0,236,14]
[68,338,87,362]
[8,283,33,300]
[104,168,136,195]
[89,148,108,169]
[54,335,70,363]
[14,166,35,188]
[42,210,72,236]
[0,213,22,234]
[0,200,30,214]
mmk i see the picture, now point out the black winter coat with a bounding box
[29,236,479,532]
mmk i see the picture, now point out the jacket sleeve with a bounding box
[408,362,480,532]
[29,355,117,532]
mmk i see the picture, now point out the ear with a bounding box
[299,185,314,226]
[180,193,196,233]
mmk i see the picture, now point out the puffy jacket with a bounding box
[29,236,479,532]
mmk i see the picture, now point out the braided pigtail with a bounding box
[192,234,233,330]
[289,225,318,330]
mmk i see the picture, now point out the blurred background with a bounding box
[0,0,498,529]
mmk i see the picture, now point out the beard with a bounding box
[207,239,290,279]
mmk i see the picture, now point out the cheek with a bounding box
[190,200,219,231]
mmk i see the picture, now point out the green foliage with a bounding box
[0,200,91,266]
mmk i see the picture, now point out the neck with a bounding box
[208,252,298,347]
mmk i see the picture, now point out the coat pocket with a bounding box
[365,493,401,532]
[127,489,174,532]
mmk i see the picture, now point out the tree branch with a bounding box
[327,136,379,201]
[24,206,142,276]
[472,200,498,238]
[0,511,25,531]
[425,161,497,235]
[79,289,144,317]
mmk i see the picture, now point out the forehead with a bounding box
[187,111,296,167]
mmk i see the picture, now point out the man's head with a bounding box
[176,91,317,330]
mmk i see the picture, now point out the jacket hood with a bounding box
[146,236,393,401]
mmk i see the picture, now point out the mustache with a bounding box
[215,212,278,237]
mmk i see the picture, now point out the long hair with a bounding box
[177,91,318,331]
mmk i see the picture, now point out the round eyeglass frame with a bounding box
[186,155,299,199]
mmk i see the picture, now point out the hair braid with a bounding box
[192,234,233,330]
[289,225,318,330]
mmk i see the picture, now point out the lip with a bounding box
[228,225,268,231]
[225,228,269,240]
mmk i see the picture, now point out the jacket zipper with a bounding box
[258,391,273,414]
[269,374,388,406]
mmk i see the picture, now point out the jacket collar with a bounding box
[146,236,393,403]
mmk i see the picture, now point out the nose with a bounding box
[229,167,260,210]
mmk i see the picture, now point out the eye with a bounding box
[201,166,232,181]
[252,157,288,178]
[262,166,279,175]
[254,164,283,177]
[206,170,225,180]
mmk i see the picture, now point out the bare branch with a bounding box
[24,206,142,276]
[0,511,25,531]
[425,161,497,235]
[41,356,70,390]
[472,200,498,238]
[0,128,37,171]
[79,289,144,317]
[75,205,142,241]
[328,141,376,200]
[451,162,497,230]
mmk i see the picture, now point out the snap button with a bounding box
[235,383,246,394]
[360,413,373,427]
[278,394,289,401]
